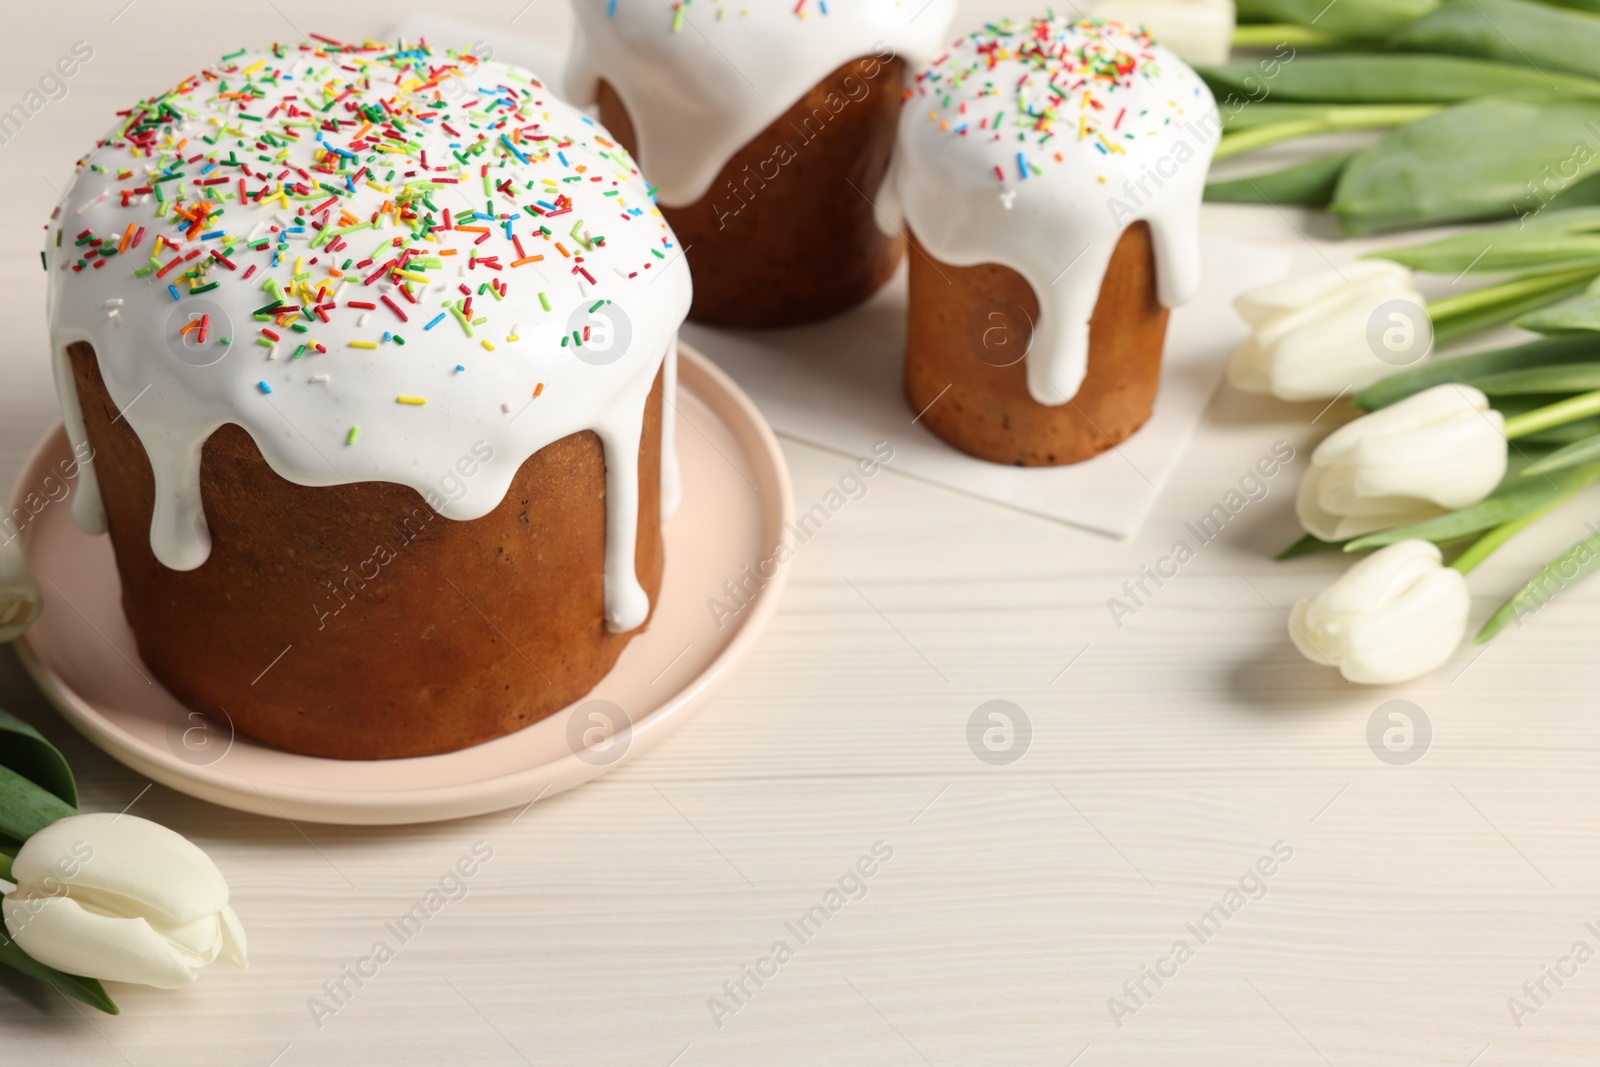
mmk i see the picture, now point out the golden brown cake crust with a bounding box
[903,222,1170,467]
[68,341,664,760]
[599,55,905,328]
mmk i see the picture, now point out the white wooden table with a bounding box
[5,4,1599,1064]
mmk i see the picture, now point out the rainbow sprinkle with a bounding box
[912,17,1176,183]
[50,35,679,446]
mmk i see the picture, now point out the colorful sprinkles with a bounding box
[632,0,830,30]
[912,16,1192,183]
[49,35,681,441]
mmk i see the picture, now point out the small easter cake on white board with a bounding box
[884,16,1219,466]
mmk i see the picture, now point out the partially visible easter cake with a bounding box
[567,0,957,327]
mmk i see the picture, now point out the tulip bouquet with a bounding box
[1206,0,1600,236]
[0,705,245,1013]
[1231,205,1600,682]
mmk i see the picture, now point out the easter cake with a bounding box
[567,0,957,327]
[885,17,1218,465]
[45,39,691,759]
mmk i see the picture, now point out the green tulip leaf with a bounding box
[1199,54,1600,103]
[1333,98,1600,234]
[1433,269,1600,345]
[1449,490,1572,574]
[1523,417,1600,443]
[1236,0,1437,37]
[1206,152,1354,206]
[1343,463,1600,551]
[1517,284,1600,333]
[1353,335,1600,410]
[1376,207,1600,275]
[1516,431,1600,476]
[1547,172,1600,212]
[1391,0,1600,80]
[1477,526,1600,642]
[1274,532,1346,559]
[0,712,101,1014]
[1469,362,1600,394]
[1219,102,1342,132]
[0,710,76,810]
[0,765,76,847]
[1488,393,1569,416]
[0,926,117,1015]
[1493,392,1600,441]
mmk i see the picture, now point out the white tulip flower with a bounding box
[0,533,41,643]
[1296,383,1506,542]
[1088,0,1235,63]
[1289,539,1470,684]
[1228,260,1431,402]
[2,813,246,988]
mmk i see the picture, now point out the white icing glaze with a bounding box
[661,338,682,517]
[883,17,1218,406]
[565,0,958,207]
[45,41,690,633]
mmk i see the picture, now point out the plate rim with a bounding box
[10,342,792,824]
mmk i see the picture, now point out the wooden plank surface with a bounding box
[3,3,1598,1064]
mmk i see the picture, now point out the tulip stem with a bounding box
[1213,105,1441,160]
[1231,23,1343,48]
[0,847,11,883]
[1504,388,1600,440]
[1450,497,1570,575]
[1426,265,1600,345]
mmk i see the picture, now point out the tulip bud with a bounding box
[1228,260,1430,402]
[1086,0,1236,64]
[1296,383,1506,542]
[2,813,246,989]
[1289,539,1469,684]
[0,534,42,643]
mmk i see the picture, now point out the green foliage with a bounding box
[1333,99,1600,234]
[1206,153,1353,206]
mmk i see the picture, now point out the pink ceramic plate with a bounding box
[11,343,791,825]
